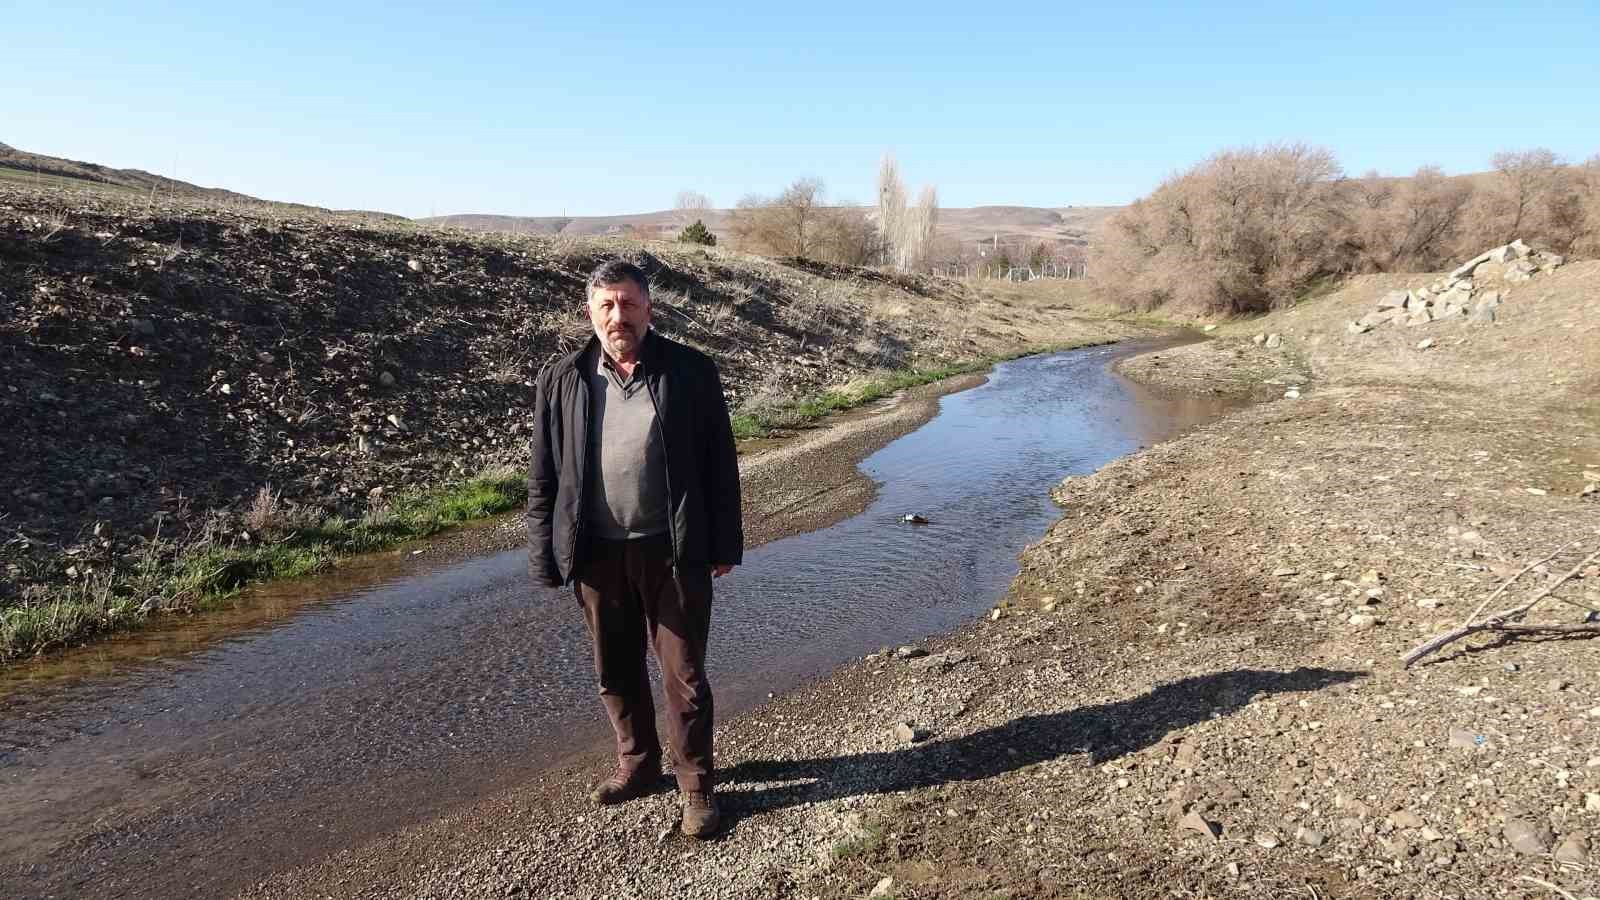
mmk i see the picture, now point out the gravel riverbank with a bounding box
[242,265,1597,900]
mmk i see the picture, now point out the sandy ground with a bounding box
[234,262,1598,900]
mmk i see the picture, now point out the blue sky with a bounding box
[6,1,1598,217]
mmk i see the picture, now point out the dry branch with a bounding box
[1404,544,1600,668]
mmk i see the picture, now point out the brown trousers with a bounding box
[575,535,715,793]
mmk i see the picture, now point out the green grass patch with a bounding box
[0,470,527,663]
[732,341,1109,441]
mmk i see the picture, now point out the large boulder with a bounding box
[1504,259,1539,283]
[1377,290,1409,310]
[1359,308,1404,328]
[1468,292,1501,324]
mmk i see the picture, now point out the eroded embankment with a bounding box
[237,266,1599,900]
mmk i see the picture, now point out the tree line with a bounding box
[1092,145,1600,315]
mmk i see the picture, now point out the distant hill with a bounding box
[423,204,1121,256]
[0,141,407,220]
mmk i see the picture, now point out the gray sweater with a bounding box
[582,344,670,540]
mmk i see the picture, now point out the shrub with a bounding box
[677,219,717,246]
[1092,144,1347,315]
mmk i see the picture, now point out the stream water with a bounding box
[0,340,1242,898]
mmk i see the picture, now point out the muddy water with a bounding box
[0,341,1241,898]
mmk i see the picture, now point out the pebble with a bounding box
[387,413,408,432]
[892,722,931,744]
[407,259,423,272]
[1253,831,1281,849]
[1348,614,1378,630]
[894,646,928,660]
[1294,825,1327,847]
[1447,729,1482,750]
[869,876,895,898]
[1178,810,1220,841]
[1419,827,1444,843]
[379,371,397,387]
[1554,834,1589,866]
[1503,818,1552,856]
[1416,338,1435,350]
[1390,811,1425,829]
[1584,793,1600,813]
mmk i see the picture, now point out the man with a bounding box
[526,259,742,838]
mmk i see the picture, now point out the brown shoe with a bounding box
[680,790,722,838]
[589,765,661,805]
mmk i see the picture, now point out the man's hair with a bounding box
[586,260,650,301]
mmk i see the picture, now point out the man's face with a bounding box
[587,279,651,360]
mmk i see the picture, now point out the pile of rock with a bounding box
[1346,239,1565,335]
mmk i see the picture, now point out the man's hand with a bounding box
[712,564,735,579]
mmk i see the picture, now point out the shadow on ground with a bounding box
[718,667,1363,817]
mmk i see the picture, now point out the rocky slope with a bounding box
[0,182,1094,631]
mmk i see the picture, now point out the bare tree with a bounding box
[875,153,940,272]
[728,178,828,259]
[1091,143,1346,315]
[674,190,712,218]
[1489,148,1565,243]
[1349,165,1474,271]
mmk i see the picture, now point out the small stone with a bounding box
[1253,333,1266,345]
[1419,827,1444,842]
[869,876,895,899]
[989,608,1002,621]
[1348,614,1379,630]
[386,413,408,432]
[894,645,928,659]
[1504,818,1553,856]
[1226,862,1240,878]
[379,371,397,387]
[407,259,423,272]
[1447,729,1481,750]
[1417,338,1435,350]
[1587,793,1600,813]
[1179,810,1221,841]
[1554,834,1588,866]
[1547,679,1569,692]
[1294,826,1327,847]
[1377,291,1409,309]
[1272,567,1298,577]
[1358,569,1382,585]
[1254,831,1281,849]
[219,383,233,395]
[1390,811,1426,829]
[893,722,931,744]
[1526,487,1548,496]
[1265,333,1282,349]
[1283,388,1301,399]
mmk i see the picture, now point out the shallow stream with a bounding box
[0,340,1242,897]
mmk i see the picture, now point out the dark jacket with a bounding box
[526,332,743,587]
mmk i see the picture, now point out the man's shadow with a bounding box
[716,667,1361,817]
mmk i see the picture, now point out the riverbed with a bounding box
[0,340,1240,899]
